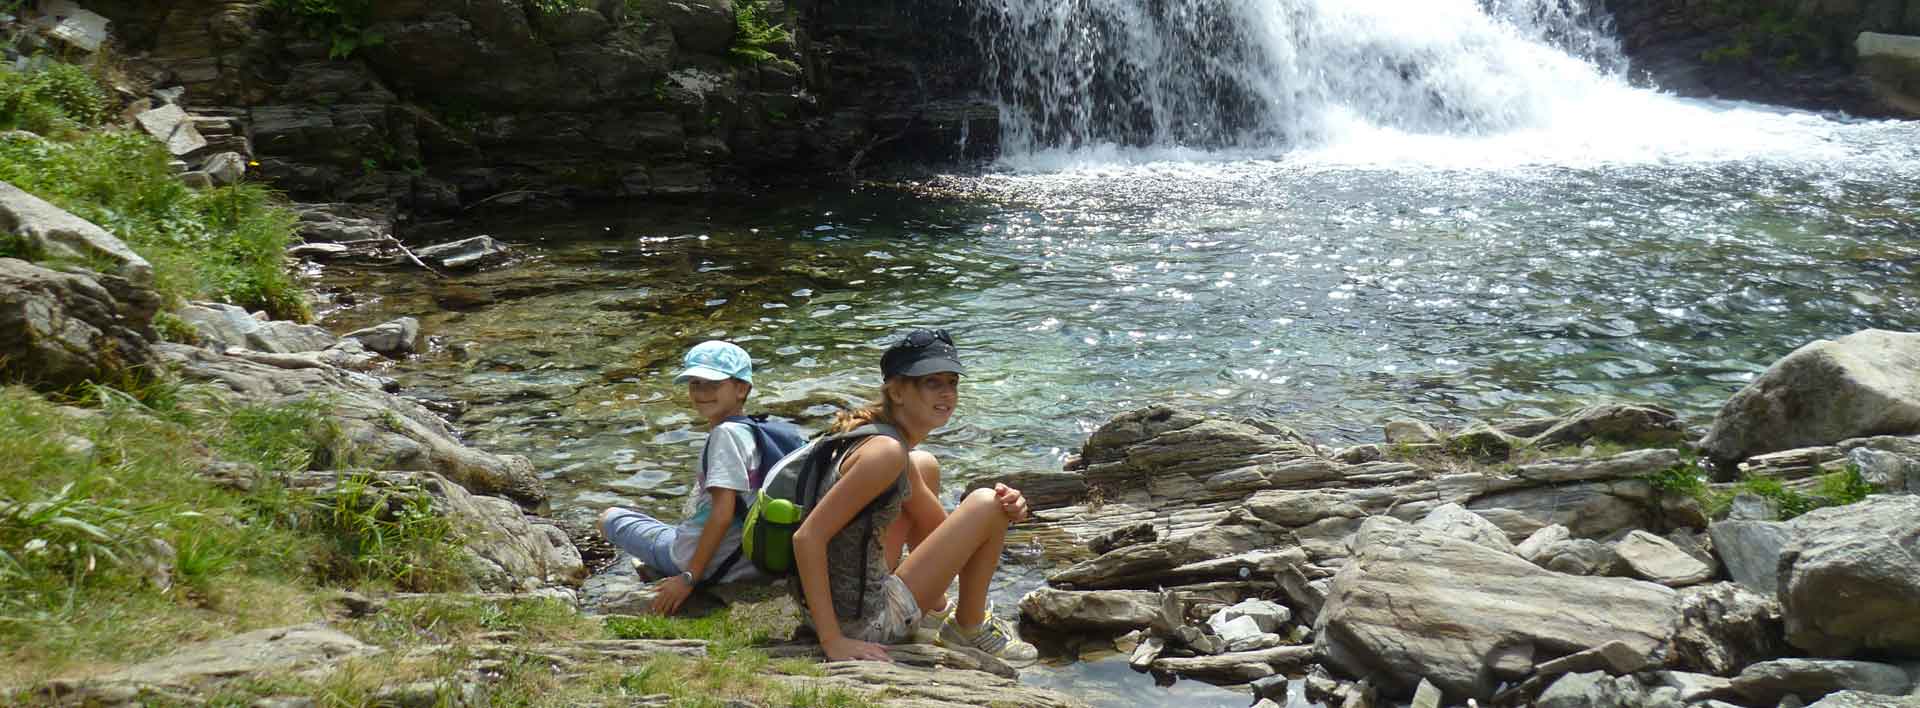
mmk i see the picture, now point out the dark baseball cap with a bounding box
[880,329,965,379]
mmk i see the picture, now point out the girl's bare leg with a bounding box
[895,487,1008,627]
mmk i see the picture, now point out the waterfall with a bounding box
[970,0,1628,155]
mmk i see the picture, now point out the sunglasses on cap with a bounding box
[902,329,954,348]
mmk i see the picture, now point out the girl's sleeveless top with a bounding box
[794,437,911,630]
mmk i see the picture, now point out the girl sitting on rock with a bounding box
[793,328,1039,663]
[599,340,767,615]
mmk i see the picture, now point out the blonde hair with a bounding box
[827,379,905,434]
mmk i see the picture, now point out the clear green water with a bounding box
[318,126,1920,705]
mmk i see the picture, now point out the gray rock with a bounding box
[1848,447,1915,493]
[1529,403,1688,448]
[154,343,545,506]
[99,623,379,684]
[1533,639,1657,677]
[1731,658,1914,706]
[0,181,154,284]
[1088,521,1157,555]
[1615,530,1714,587]
[343,316,420,356]
[415,235,510,270]
[291,470,584,591]
[1486,641,1535,680]
[1415,503,1516,554]
[0,259,159,390]
[1409,678,1442,708]
[1700,329,1920,465]
[1517,524,1571,562]
[178,171,214,189]
[1539,538,1621,576]
[32,1,109,52]
[1709,519,1791,596]
[1210,598,1292,634]
[1384,418,1442,444]
[1046,516,1291,589]
[1672,582,1788,677]
[1779,495,1920,656]
[1805,689,1920,707]
[177,302,338,354]
[1730,492,1783,521]
[1314,517,1679,700]
[202,152,248,186]
[134,103,208,157]
[1859,33,1920,118]
[627,0,735,54]
[1446,421,1521,459]
[1650,670,1735,702]
[1018,588,1163,632]
[1538,671,1651,708]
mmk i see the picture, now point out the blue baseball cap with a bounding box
[673,341,753,384]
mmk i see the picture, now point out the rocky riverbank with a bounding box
[984,329,1920,707]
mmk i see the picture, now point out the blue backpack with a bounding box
[718,414,808,492]
[698,414,808,587]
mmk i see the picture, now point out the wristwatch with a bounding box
[678,571,695,585]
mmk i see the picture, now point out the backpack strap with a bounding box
[821,424,910,620]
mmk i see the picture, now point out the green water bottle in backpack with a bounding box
[742,424,904,575]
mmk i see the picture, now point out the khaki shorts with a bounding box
[843,575,923,645]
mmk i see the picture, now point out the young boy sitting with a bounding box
[599,340,767,615]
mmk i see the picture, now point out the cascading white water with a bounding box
[972,0,1626,153]
[970,0,1887,169]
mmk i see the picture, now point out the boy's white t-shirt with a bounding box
[671,421,763,583]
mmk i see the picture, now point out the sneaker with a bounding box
[938,614,1039,664]
[910,594,955,644]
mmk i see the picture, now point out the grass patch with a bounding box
[0,128,308,321]
[0,60,111,136]
[0,384,473,685]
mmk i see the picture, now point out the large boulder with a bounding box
[1314,517,1680,700]
[0,258,159,390]
[1729,658,1914,706]
[0,181,153,285]
[1778,495,1920,656]
[1018,588,1165,633]
[1700,330,1920,466]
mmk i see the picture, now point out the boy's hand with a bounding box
[651,573,695,615]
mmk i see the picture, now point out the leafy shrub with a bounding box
[266,0,382,59]
[0,131,308,320]
[730,0,792,65]
[311,472,465,591]
[0,61,111,136]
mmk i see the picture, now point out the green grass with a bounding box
[0,60,111,136]
[0,384,474,685]
[0,61,305,320]
[0,129,308,321]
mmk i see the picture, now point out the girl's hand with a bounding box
[992,483,1029,524]
[822,635,892,662]
[651,574,695,615]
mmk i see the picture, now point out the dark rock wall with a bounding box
[93,0,995,218]
[1605,0,1920,115]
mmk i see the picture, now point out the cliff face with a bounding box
[89,0,996,216]
[1605,0,1920,115]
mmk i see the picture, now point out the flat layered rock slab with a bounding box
[1315,517,1679,701]
[790,661,1089,708]
[98,623,379,686]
